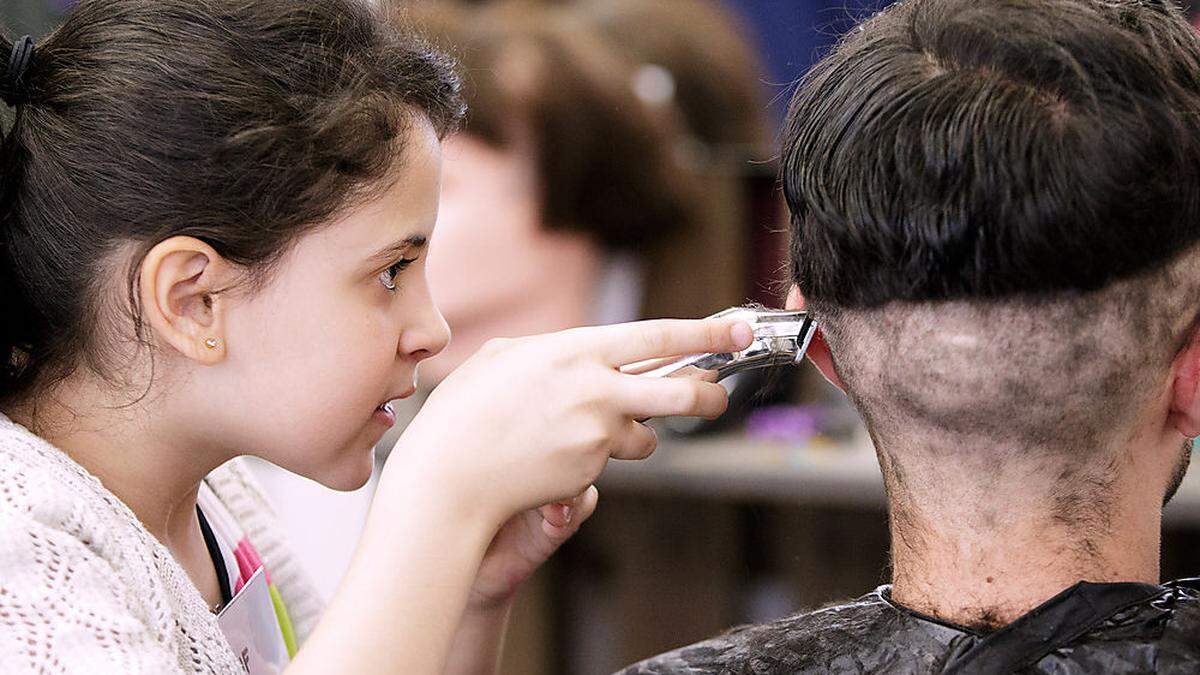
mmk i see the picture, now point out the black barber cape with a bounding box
[617,578,1200,674]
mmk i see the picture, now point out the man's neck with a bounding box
[886,473,1162,631]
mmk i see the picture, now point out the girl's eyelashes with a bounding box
[378,257,419,291]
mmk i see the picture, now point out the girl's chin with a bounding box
[326,469,373,492]
[306,445,376,492]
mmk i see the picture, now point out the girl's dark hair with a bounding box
[0,0,464,403]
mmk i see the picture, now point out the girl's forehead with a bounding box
[295,131,443,263]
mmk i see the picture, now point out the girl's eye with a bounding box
[378,257,418,291]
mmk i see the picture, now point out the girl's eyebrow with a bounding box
[368,234,428,263]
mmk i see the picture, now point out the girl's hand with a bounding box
[328,319,749,675]
[383,317,754,527]
[467,487,599,612]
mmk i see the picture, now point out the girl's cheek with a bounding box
[341,323,396,379]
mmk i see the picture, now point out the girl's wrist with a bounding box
[465,595,516,622]
[444,596,514,675]
[299,457,501,675]
[369,472,496,548]
[466,585,520,615]
[381,430,513,530]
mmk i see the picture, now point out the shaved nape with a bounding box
[813,244,1200,538]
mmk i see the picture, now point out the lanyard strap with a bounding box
[941,581,1165,675]
[198,480,299,658]
[196,505,234,607]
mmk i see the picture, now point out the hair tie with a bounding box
[1,36,35,107]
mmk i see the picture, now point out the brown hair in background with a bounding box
[576,0,768,153]
[399,0,774,319]
[576,0,775,318]
[398,0,700,253]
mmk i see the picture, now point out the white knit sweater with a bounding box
[0,414,325,673]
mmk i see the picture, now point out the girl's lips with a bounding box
[373,386,415,428]
[373,401,397,427]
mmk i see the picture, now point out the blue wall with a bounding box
[722,0,892,126]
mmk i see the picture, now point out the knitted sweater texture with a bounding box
[0,414,324,673]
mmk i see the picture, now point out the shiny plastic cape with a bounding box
[617,578,1200,674]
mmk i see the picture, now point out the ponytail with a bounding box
[0,35,34,107]
[0,32,37,400]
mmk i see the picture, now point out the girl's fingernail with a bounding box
[731,322,753,347]
[561,504,573,524]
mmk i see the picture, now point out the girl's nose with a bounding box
[400,299,451,363]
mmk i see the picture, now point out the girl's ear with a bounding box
[138,236,236,365]
[785,284,845,392]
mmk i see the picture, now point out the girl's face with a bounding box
[198,121,449,490]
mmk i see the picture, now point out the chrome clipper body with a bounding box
[636,306,817,382]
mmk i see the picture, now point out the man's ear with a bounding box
[138,236,235,365]
[786,284,845,392]
[1169,324,1200,438]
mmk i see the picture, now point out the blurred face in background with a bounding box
[413,1,727,390]
[422,133,599,385]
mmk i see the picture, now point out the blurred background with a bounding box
[7,1,1200,673]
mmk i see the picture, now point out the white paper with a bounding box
[217,567,290,674]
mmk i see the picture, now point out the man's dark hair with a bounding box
[785,0,1200,309]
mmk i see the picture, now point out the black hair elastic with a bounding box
[1,36,35,107]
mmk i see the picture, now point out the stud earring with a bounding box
[204,338,219,350]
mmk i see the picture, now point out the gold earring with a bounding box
[204,338,219,350]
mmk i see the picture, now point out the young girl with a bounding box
[0,1,752,673]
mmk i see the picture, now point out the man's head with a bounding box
[782,0,1200,532]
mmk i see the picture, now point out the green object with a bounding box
[268,583,298,659]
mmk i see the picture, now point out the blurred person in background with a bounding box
[571,0,774,325]
[576,0,768,161]
[409,0,703,387]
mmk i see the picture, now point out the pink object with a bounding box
[242,542,272,584]
[233,542,256,583]
[745,406,821,443]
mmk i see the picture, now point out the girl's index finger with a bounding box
[578,318,755,367]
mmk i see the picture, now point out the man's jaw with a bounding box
[1163,439,1193,506]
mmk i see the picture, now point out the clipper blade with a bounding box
[632,306,817,382]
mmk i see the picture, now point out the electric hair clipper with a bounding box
[630,306,817,382]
